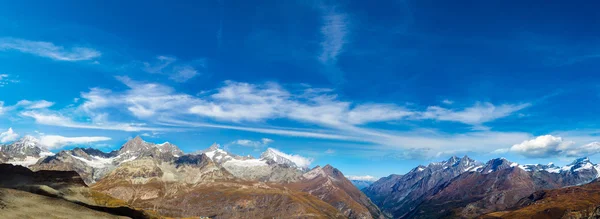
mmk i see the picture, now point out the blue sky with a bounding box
[1,0,600,178]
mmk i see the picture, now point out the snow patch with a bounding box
[7,156,40,167]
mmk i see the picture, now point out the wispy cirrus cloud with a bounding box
[318,7,349,64]
[0,38,100,61]
[0,99,54,115]
[419,102,531,127]
[15,77,535,156]
[230,138,274,148]
[20,111,161,132]
[143,56,205,82]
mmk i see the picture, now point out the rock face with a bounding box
[0,136,53,167]
[289,165,385,219]
[364,156,600,218]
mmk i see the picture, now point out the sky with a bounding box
[1,0,600,178]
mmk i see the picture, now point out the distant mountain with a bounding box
[351,179,375,189]
[347,176,379,189]
[0,136,53,167]
[364,156,600,218]
[363,155,483,218]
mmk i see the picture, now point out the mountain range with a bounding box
[0,136,384,218]
[4,135,600,218]
[363,155,600,218]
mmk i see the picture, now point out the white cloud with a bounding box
[346,175,377,181]
[13,77,534,156]
[563,142,600,157]
[189,81,414,126]
[16,100,54,109]
[442,99,453,105]
[0,38,100,61]
[267,148,312,168]
[20,111,161,132]
[230,138,274,148]
[507,135,600,158]
[38,135,111,149]
[0,99,54,115]
[325,149,335,154]
[0,128,19,143]
[419,102,531,125]
[510,135,575,158]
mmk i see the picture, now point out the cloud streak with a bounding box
[318,7,349,64]
[142,56,204,82]
[37,135,111,149]
[13,77,536,156]
[0,38,100,61]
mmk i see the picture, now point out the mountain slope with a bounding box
[289,165,385,219]
[365,156,600,218]
[364,155,482,218]
[481,180,600,219]
[0,163,157,219]
[92,156,344,218]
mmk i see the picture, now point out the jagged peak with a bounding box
[131,136,146,143]
[447,155,460,163]
[569,157,592,165]
[15,135,40,146]
[207,142,220,151]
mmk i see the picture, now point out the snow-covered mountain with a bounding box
[364,156,600,218]
[30,136,184,184]
[0,135,53,167]
[199,145,304,182]
[260,148,310,170]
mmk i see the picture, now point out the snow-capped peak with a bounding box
[562,157,595,172]
[15,135,41,148]
[260,148,312,169]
